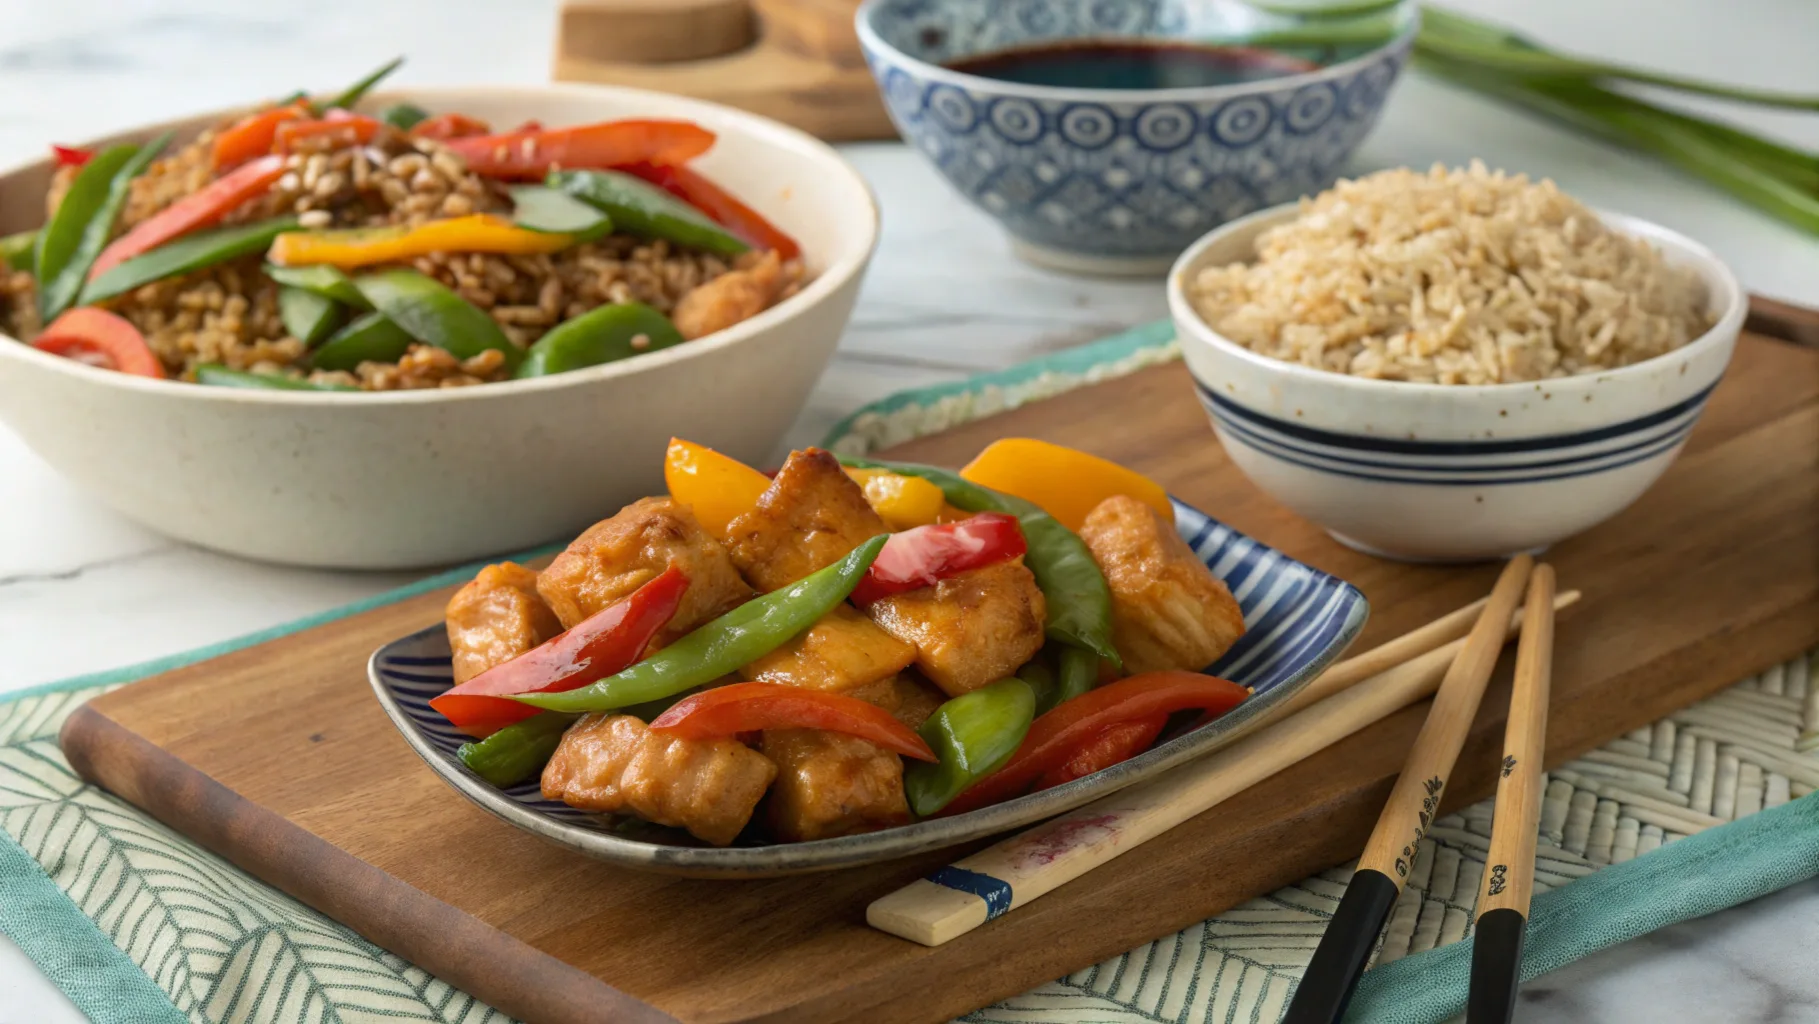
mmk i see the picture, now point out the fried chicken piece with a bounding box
[845,673,947,731]
[868,559,1047,698]
[742,604,916,692]
[672,250,785,341]
[444,562,563,684]
[725,447,888,593]
[1078,495,1246,674]
[761,729,910,842]
[541,713,777,846]
[537,497,752,646]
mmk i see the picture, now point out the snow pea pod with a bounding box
[903,678,1036,817]
[194,364,358,391]
[308,311,413,371]
[549,169,749,256]
[38,135,170,320]
[353,267,521,372]
[265,263,369,307]
[457,712,577,787]
[516,535,888,713]
[838,455,1123,668]
[278,285,343,346]
[82,215,300,305]
[515,301,683,378]
[509,185,612,240]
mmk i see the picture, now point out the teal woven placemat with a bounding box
[3,320,1816,1024]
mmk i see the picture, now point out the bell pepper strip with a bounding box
[550,169,749,256]
[903,678,1037,817]
[515,301,682,378]
[90,154,288,280]
[1034,713,1168,790]
[353,267,521,371]
[650,682,937,761]
[433,565,689,736]
[509,185,612,239]
[663,437,772,541]
[278,285,343,346]
[267,214,576,269]
[622,161,800,260]
[51,144,94,168]
[32,308,164,378]
[194,364,357,391]
[0,230,37,271]
[409,112,490,139]
[457,712,577,788]
[843,467,947,531]
[265,262,369,307]
[307,310,412,371]
[940,671,1250,816]
[35,141,147,320]
[320,55,403,113]
[514,535,888,714]
[377,102,432,131]
[850,513,1027,606]
[839,455,1122,668]
[274,113,382,153]
[961,438,1176,531]
[212,106,308,168]
[445,120,716,181]
[83,215,300,306]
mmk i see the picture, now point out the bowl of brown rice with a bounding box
[0,82,878,569]
[1167,163,1745,561]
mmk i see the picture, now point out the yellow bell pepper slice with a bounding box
[267,214,576,269]
[960,438,1174,531]
[843,467,948,531]
[665,438,770,541]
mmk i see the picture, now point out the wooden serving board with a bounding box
[61,331,1818,1024]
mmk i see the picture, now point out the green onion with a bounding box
[321,56,404,113]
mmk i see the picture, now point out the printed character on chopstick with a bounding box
[433,436,1250,846]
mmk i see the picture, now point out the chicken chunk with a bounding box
[673,250,786,341]
[541,713,776,846]
[445,562,563,684]
[725,447,888,593]
[1079,495,1246,675]
[537,497,752,646]
[742,604,916,693]
[845,673,947,731]
[868,560,1047,697]
[762,729,910,842]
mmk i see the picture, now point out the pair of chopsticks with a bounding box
[867,559,1577,951]
[1284,557,1559,1024]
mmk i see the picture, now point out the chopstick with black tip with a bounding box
[1283,554,1535,1024]
[1468,563,1557,1024]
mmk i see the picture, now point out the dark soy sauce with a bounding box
[946,39,1319,90]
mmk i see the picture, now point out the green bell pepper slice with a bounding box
[265,263,369,308]
[517,535,888,713]
[194,364,358,391]
[353,267,521,372]
[457,712,577,787]
[904,678,1037,817]
[37,134,171,321]
[550,169,750,256]
[0,230,37,272]
[509,185,612,240]
[308,311,413,371]
[81,215,300,305]
[838,455,1123,668]
[515,301,683,378]
[377,102,430,131]
[278,285,344,347]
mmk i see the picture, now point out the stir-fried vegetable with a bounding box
[36,135,170,321]
[1035,714,1168,789]
[456,712,576,788]
[267,214,577,269]
[1050,645,1101,711]
[623,162,801,260]
[649,683,938,761]
[432,566,688,736]
[31,308,164,378]
[0,230,37,270]
[83,215,300,305]
[376,102,431,131]
[277,286,343,346]
[264,263,369,307]
[508,185,613,239]
[274,112,383,154]
[839,455,1122,668]
[353,267,521,371]
[514,535,888,714]
[409,112,490,139]
[308,311,413,371]
[212,106,308,168]
[961,438,1175,531]
[50,145,94,168]
[663,438,773,540]
[550,169,749,256]
[515,301,681,378]
[90,155,288,279]
[904,678,1036,816]
[194,365,358,391]
[850,514,1028,606]
[320,56,404,113]
[843,467,948,530]
[446,120,717,180]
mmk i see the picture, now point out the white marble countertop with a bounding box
[0,1,1815,1020]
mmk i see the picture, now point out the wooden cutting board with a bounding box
[60,331,1819,1024]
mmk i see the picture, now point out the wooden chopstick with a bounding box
[867,582,1579,948]
[1283,555,1535,1024]
[1468,564,1557,1024]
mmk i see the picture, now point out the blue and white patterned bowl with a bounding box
[1168,203,1748,562]
[855,0,1416,274]
[370,499,1366,877]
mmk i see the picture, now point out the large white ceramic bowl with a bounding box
[0,85,878,569]
[1168,202,1746,561]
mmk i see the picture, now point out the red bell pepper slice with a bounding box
[650,682,938,761]
[90,154,287,279]
[623,161,801,260]
[32,308,165,378]
[409,113,493,140]
[212,105,309,169]
[941,671,1250,815]
[1034,713,1167,790]
[430,566,689,737]
[446,120,717,181]
[51,144,95,168]
[850,513,1027,606]
[275,114,383,153]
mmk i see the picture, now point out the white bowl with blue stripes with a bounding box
[369,499,1366,877]
[1169,202,1747,562]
